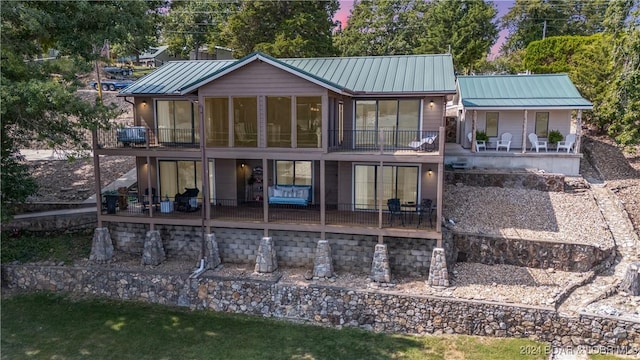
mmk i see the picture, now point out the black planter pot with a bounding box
[105,194,118,214]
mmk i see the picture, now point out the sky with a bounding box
[334,0,514,58]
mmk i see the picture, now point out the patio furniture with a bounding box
[175,187,199,212]
[141,187,159,212]
[496,132,512,151]
[556,133,576,152]
[408,134,437,152]
[416,198,434,228]
[387,198,404,226]
[467,132,486,151]
[268,185,311,206]
[528,133,548,152]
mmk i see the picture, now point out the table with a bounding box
[401,202,417,223]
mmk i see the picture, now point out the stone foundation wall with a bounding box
[3,264,638,351]
[454,232,615,272]
[3,212,97,234]
[105,225,440,275]
[445,170,565,192]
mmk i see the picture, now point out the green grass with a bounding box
[0,233,91,264]
[1,293,548,360]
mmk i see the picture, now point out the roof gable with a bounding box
[120,52,456,96]
[457,74,592,109]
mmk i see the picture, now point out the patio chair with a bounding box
[528,133,548,152]
[556,133,576,153]
[467,132,486,151]
[408,134,437,152]
[387,198,404,226]
[175,187,200,212]
[141,187,159,212]
[496,132,512,152]
[416,198,434,228]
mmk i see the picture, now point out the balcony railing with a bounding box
[97,127,199,149]
[328,129,440,152]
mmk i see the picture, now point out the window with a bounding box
[267,96,292,147]
[535,112,549,137]
[233,97,257,147]
[354,164,418,210]
[204,97,228,147]
[296,97,322,148]
[354,99,421,146]
[275,161,312,186]
[156,100,199,143]
[486,112,499,137]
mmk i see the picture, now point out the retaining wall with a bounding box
[2,264,638,352]
[445,170,565,192]
[453,232,615,272]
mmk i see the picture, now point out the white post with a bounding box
[521,110,528,154]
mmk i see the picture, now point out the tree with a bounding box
[162,0,239,59]
[334,0,424,56]
[415,0,498,74]
[500,0,609,54]
[216,1,339,58]
[1,1,158,219]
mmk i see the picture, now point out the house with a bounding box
[446,74,593,175]
[138,46,184,67]
[95,52,455,276]
[189,46,234,61]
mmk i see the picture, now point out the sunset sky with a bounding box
[334,0,514,58]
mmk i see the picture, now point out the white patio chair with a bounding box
[467,132,486,151]
[408,134,437,151]
[528,133,548,152]
[556,133,576,153]
[495,132,512,152]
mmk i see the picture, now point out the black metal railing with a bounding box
[210,199,264,221]
[267,203,320,224]
[328,129,439,152]
[101,192,202,217]
[97,127,199,149]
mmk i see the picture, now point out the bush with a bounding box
[548,130,563,144]
[476,130,489,142]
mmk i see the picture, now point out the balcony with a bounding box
[328,129,440,153]
[102,195,436,231]
[97,127,199,150]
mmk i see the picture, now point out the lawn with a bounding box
[1,292,548,360]
[0,232,92,265]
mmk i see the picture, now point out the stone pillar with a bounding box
[620,262,640,296]
[255,236,278,273]
[371,244,391,283]
[89,227,114,263]
[205,233,221,270]
[142,230,165,266]
[313,240,334,278]
[427,247,450,287]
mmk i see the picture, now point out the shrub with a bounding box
[548,130,563,144]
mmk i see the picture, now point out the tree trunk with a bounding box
[620,262,640,296]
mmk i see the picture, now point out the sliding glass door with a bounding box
[354,99,421,148]
[354,164,418,210]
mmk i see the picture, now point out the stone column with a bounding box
[89,227,114,263]
[620,262,640,296]
[205,233,221,270]
[371,244,391,283]
[427,247,450,287]
[142,230,165,266]
[255,236,278,273]
[313,240,334,278]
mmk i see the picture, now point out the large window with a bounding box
[354,99,420,146]
[204,98,228,147]
[486,112,499,137]
[296,97,322,148]
[233,97,257,147]
[156,100,199,143]
[275,160,312,186]
[354,164,418,210]
[535,112,549,137]
[159,160,214,203]
[267,96,292,147]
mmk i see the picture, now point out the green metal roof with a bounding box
[457,74,592,109]
[120,52,456,96]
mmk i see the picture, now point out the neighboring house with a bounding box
[95,52,455,274]
[446,74,593,175]
[190,46,234,60]
[138,46,184,67]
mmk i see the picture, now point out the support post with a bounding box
[575,109,582,154]
[521,110,528,154]
[427,247,450,287]
[371,244,391,283]
[255,236,278,273]
[471,110,477,152]
[89,227,113,263]
[313,240,334,278]
[142,230,165,266]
